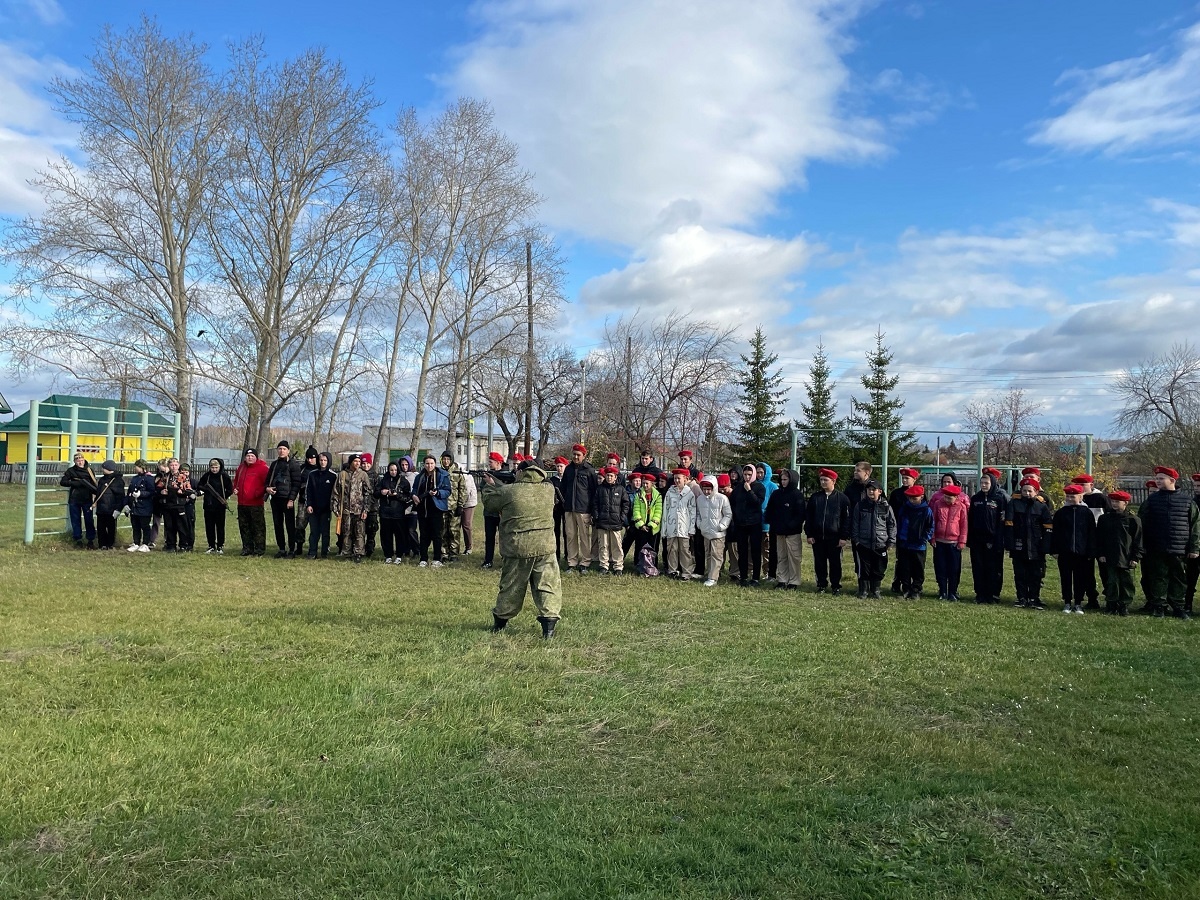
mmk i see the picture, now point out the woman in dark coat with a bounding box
[305,452,338,559]
[376,461,414,563]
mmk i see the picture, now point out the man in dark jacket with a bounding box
[482,451,516,569]
[591,466,631,574]
[1006,477,1053,609]
[1052,484,1097,614]
[731,462,767,585]
[266,440,303,558]
[93,460,125,550]
[560,443,598,573]
[1139,466,1199,619]
[845,461,873,579]
[294,446,319,555]
[765,468,805,589]
[805,467,850,594]
[968,468,1009,604]
[631,450,662,483]
[59,453,98,548]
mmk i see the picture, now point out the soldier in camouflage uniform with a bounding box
[483,461,563,638]
[440,450,468,561]
[361,452,380,558]
[333,454,372,563]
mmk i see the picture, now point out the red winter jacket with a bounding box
[233,459,270,507]
[931,493,968,548]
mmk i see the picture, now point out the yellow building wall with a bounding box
[0,433,176,464]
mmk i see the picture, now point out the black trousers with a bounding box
[736,525,763,582]
[164,510,182,550]
[419,508,444,562]
[131,514,152,545]
[554,508,565,558]
[896,547,926,593]
[404,514,419,557]
[1012,555,1045,602]
[856,546,888,583]
[484,514,501,564]
[97,511,117,549]
[933,543,963,596]
[970,544,1005,602]
[204,507,227,549]
[694,528,707,576]
[381,518,403,558]
[810,537,843,589]
[307,511,331,556]
[1057,551,1094,604]
[271,496,299,552]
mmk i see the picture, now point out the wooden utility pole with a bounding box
[524,240,534,457]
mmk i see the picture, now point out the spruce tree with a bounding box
[795,340,849,485]
[845,328,917,474]
[727,327,791,470]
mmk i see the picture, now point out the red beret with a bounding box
[982,467,1002,480]
[1192,473,1200,482]
[1071,474,1094,484]
[602,466,619,476]
[1154,466,1179,479]
[1019,477,1039,488]
[941,484,962,496]
[1063,484,1084,495]
[678,449,693,457]
[817,468,838,481]
[629,471,644,481]
[488,451,504,464]
[671,467,690,476]
[1109,490,1131,502]
[1146,480,1158,488]
[717,474,731,488]
[606,452,620,460]
[904,485,925,497]
[572,444,587,454]
[899,467,920,479]
[554,456,568,465]
[1021,466,1040,476]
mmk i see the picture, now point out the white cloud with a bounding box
[1031,21,1200,155]
[0,42,75,215]
[1150,199,1200,248]
[446,0,884,246]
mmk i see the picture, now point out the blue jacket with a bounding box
[759,462,776,533]
[126,472,157,517]
[414,467,452,513]
[896,499,934,551]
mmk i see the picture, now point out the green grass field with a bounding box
[2,483,1198,898]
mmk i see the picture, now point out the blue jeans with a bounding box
[68,500,96,542]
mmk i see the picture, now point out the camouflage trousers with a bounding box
[493,554,563,621]
[338,514,366,558]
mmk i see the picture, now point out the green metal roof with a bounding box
[2,394,175,436]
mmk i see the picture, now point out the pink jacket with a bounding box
[931,493,968,548]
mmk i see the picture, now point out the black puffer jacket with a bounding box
[850,497,897,551]
[267,455,303,501]
[765,471,805,535]
[1139,489,1200,556]
[560,461,598,514]
[591,481,630,531]
[805,489,850,541]
[968,487,1008,549]
[1051,504,1096,557]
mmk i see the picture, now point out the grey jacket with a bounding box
[850,498,897,551]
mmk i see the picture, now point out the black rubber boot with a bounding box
[537,616,558,639]
[491,614,508,633]
[856,578,867,599]
[870,580,882,599]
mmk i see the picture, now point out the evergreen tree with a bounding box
[795,340,849,485]
[845,328,917,475]
[726,327,791,470]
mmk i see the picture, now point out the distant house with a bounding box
[0,394,177,464]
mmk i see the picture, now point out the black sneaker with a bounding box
[1030,600,1046,610]
[830,587,842,596]
[481,561,493,569]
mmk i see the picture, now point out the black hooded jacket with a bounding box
[968,486,1009,549]
[765,470,805,535]
[196,461,234,512]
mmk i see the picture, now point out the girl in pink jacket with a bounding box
[931,483,968,600]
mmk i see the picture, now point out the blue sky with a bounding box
[2,0,1200,442]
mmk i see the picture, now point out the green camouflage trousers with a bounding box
[1142,553,1187,614]
[493,554,562,621]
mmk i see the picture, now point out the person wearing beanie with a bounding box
[661,468,698,579]
[59,452,98,549]
[481,451,516,569]
[968,468,1009,604]
[92,460,125,550]
[1138,466,1199,618]
[196,458,234,554]
[629,471,663,575]
[895,485,934,600]
[805,468,850,594]
[375,460,414,564]
[266,441,304,558]
[1005,478,1053,609]
[439,450,468,562]
[560,444,598,573]
[1096,491,1142,616]
[1052,485,1097,614]
[482,462,562,639]
[591,467,631,574]
[159,458,196,553]
[930,483,968,601]
[764,468,806,590]
[125,459,157,552]
[293,446,320,555]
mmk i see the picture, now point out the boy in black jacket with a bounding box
[1096,490,1142,616]
[805,468,850,594]
[1006,477,1053,609]
[1052,484,1097,614]
[592,466,631,574]
[968,468,1009,604]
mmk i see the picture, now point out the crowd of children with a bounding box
[57,446,1197,619]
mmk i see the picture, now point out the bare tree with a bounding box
[1111,342,1200,472]
[202,42,386,451]
[473,336,580,458]
[587,311,736,457]
[961,388,1044,463]
[1,17,224,459]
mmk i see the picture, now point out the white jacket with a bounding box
[661,485,697,538]
[696,478,732,539]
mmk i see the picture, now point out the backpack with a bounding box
[638,543,660,577]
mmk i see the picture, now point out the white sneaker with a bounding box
[431,560,444,568]
[1074,606,1085,615]
[418,560,428,568]
[703,579,717,587]
[1063,605,1072,614]
[384,557,393,564]
[138,544,150,552]
[127,545,139,553]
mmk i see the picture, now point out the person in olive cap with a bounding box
[482,460,562,638]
